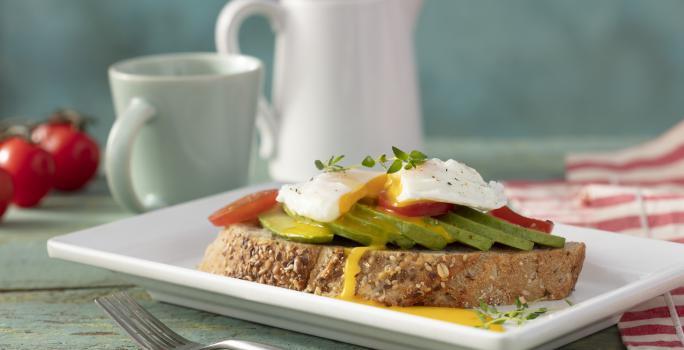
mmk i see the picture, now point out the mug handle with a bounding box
[215,0,284,159]
[105,97,157,213]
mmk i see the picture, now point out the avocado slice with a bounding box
[258,207,334,243]
[328,215,387,246]
[439,213,534,251]
[355,204,448,250]
[453,206,566,248]
[345,210,415,249]
[432,219,494,251]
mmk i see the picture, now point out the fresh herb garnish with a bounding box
[361,146,428,174]
[315,147,428,174]
[314,155,348,173]
[474,297,548,329]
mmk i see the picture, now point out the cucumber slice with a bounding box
[259,207,334,243]
[439,213,534,251]
[453,206,566,248]
[355,204,448,250]
[346,210,415,249]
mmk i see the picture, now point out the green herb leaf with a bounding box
[315,160,325,170]
[379,154,388,164]
[387,159,403,173]
[392,146,409,161]
[361,156,375,168]
[475,298,549,330]
[410,150,427,160]
[332,155,345,165]
[565,299,574,306]
[474,310,488,328]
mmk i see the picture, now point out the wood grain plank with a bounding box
[0,287,364,350]
[0,240,127,290]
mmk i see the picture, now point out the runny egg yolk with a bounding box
[338,174,387,214]
[338,246,503,331]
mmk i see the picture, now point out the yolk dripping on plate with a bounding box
[337,246,503,332]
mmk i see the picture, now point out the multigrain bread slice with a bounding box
[199,224,585,308]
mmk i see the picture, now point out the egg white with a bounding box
[388,158,507,211]
[276,169,384,222]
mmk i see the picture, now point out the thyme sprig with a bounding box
[314,146,429,174]
[314,155,347,172]
[361,146,428,174]
[474,297,548,329]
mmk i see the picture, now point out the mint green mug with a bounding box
[107,53,263,212]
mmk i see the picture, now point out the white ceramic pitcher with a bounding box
[216,0,424,182]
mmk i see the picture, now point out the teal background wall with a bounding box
[2,0,684,144]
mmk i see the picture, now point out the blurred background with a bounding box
[2,0,684,178]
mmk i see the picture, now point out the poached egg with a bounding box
[383,158,507,211]
[277,158,507,222]
[276,169,386,222]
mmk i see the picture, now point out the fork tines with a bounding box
[95,292,193,350]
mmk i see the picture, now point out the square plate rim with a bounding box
[46,182,684,350]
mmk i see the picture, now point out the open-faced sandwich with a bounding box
[199,147,585,329]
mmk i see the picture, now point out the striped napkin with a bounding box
[503,119,684,349]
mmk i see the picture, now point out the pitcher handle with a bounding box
[215,0,284,160]
[105,97,157,213]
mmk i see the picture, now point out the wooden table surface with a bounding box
[0,139,635,350]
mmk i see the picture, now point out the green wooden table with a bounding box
[0,138,636,349]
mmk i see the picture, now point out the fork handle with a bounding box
[202,340,284,350]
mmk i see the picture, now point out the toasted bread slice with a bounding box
[199,224,585,308]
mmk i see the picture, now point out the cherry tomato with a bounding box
[490,206,554,233]
[377,194,454,217]
[0,168,13,220]
[0,137,55,207]
[31,122,68,144]
[209,189,279,227]
[31,123,99,191]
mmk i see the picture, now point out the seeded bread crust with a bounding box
[198,224,585,307]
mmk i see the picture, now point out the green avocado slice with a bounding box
[439,213,534,251]
[431,219,494,251]
[328,215,387,246]
[452,206,566,248]
[345,210,416,249]
[355,204,448,250]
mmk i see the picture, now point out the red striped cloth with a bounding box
[504,120,684,349]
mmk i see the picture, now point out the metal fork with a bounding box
[95,292,284,350]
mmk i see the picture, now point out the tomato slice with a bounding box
[209,189,279,227]
[490,206,554,233]
[377,194,454,217]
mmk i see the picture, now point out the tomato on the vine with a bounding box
[31,123,99,191]
[377,194,454,217]
[0,137,55,207]
[209,189,279,227]
[0,168,13,220]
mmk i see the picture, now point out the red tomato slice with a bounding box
[208,189,279,227]
[377,195,454,217]
[490,206,554,233]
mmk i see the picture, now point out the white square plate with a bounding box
[47,183,684,350]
